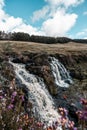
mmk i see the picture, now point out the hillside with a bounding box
[0,40,87,98]
[0,41,87,129]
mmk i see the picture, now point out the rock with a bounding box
[70,69,83,80]
[25,53,58,95]
[11,52,87,95]
[26,64,58,95]
[13,55,30,64]
[68,104,78,124]
[32,53,49,66]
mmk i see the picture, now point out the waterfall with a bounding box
[50,57,72,88]
[10,61,62,130]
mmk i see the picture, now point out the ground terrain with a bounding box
[0,41,87,54]
[0,40,87,128]
[0,40,87,97]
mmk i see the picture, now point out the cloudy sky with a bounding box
[0,0,87,38]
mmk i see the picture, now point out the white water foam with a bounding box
[50,57,72,88]
[10,61,62,130]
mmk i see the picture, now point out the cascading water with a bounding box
[50,57,72,88]
[10,61,62,130]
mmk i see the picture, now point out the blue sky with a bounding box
[0,0,87,38]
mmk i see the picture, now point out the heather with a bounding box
[0,82,44,130]
[0,75,87,130]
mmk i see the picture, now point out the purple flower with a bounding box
[11,98,15,103]
[83,110,87,115]
[12,91,17,97]
[0,96,3,99]
[73,127,77,130]
[18,128,22,130]
[80,98,87,105]
[83,111,87,120]
[7,104,14,109]
[63,108,68,116]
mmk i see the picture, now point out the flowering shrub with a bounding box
[76,98,87,130]
[1,78,85,130]
[0,78,78,130]
[0,78,44,130]
[58,107,77,130]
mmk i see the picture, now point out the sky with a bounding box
[0,0,87,39]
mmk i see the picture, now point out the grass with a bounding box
[0,40,87,55]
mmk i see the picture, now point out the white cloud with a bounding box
[31,6,49,23]
[76,29,87,38]
[45,0,84,7]
[41,10,77,37]
[12,23,45,36]
[63,0,84,7]
[31,0,84,37]
[0,0,4,9]
[76,31,85,36]
[32,0,84,22]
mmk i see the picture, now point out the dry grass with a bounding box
[0,40,87,55]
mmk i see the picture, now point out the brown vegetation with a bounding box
[0,41,87,55]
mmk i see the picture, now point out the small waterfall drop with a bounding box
[10,61,62,130]
[50,57,72,88]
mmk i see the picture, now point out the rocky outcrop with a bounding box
[11,51,87,95]
[53,53,87,80]
[54,53,87,66]
[25,53,58,95]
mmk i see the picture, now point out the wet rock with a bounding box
[25,53,58,95]
[26,64,58,95]
[68,104,78,125]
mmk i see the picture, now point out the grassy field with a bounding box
[0,40,87,55]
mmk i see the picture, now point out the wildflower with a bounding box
[7,104,14,109]
[12,91,17,97]
[63,94,67,100]
[11,98,15,103]
[61,117,66,126]
[80,98,87,105]
[68,121,74,129]
[18,128,22,130]
[0,96,3,99]
[58,107,63,112]
[58,107,68,117]
[36,122,43,127]
[73,127,77,130]
[63,108,68,116]
[82,110,87,120]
